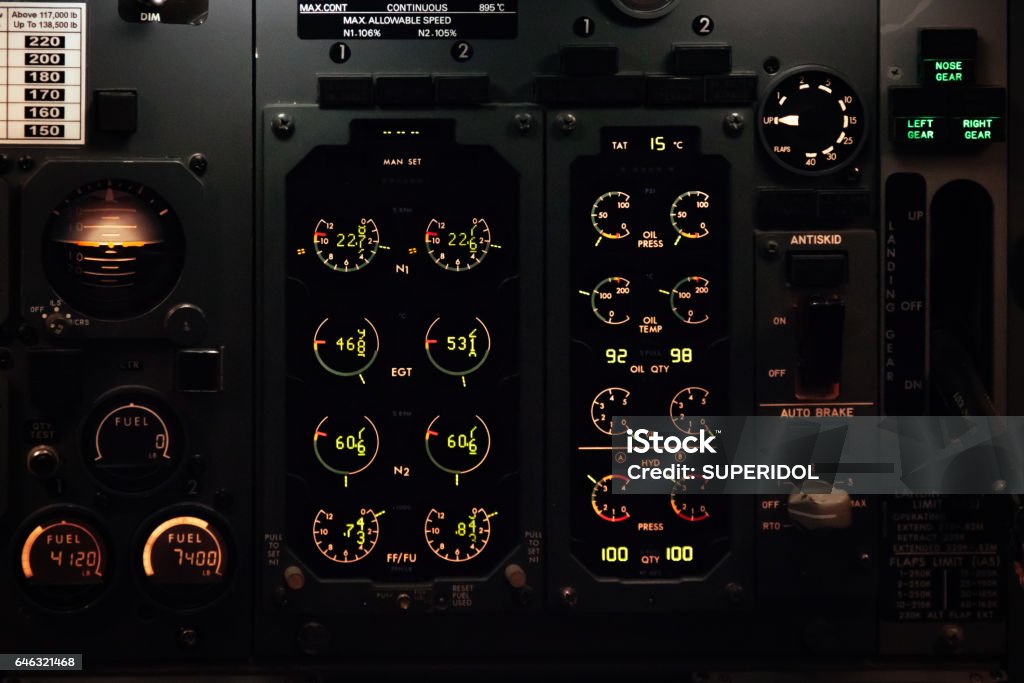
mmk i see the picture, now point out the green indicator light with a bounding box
[926,59,966,83]
[902,117,937,142]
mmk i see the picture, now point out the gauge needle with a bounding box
[779,115,800,126]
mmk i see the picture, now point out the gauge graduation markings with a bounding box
[668,276,712,325]
[590,387,631,436]
[313,508,384,564]
[424,217,494,272]
[312,415,380,486]
[590,473,631,522]
[583,276,632,325]
[312,316,380,381]
[670,191,712,244]
[424,507,497,562]
[424,415,492,486]
[591,191,632,246]
[312,217,381,273]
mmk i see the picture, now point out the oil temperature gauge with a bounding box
[313,415,380,480]
[759,68,866,174]
[669,276,712,325]
[583,277,631,325]
[591,191,632,244]
[424,507,495,562]
[425,415,491,480]
[313,507,383,564]
[312,217,380,273]
[425,217,492,272]
[424,316,491,377]
[591,387,631,436]
[313,316,380,378]
[590,474,631,522]
[670,387,712,435]
[670,191,712,243]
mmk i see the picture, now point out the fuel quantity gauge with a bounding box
[312,217,381,273]
[19,515,108,609]
[424,507,495,562]
[313,317,380,379]
[139,512,231,607]
[425,217,493,272]
[313,508,383,564]
[313,415,380,481]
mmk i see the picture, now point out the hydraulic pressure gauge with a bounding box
[759,68,866,174]
[43,179,185,319]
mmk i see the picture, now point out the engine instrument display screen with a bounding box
[569,128,732,579]
[284,120,521,583]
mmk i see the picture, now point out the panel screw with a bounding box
[188,154,208,176]
[844,165,863,184]
[888,66,903,81]
[18,155,34,171]
[725,582,745,604]
[178,627,199,649]
[940,624,963,651]
[514,112,534,134]
[763,57,780,74]
[560,586,578,607]
[724,112,745,136]
[557,113,578,133]
[764,240,780,257]
[272,113,295,139]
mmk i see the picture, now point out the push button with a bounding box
[560,45,619,76]
[671,45,731,76]
[919,29,977,86]
[375,76,434,107]
[93,89,138,134]
[318,77,373,108]
[176,349,223,393]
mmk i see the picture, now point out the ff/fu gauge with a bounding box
[759,68,866,174]
[424,507,496,562]
[313,507,383,564]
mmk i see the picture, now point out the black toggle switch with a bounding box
[796,297,846,401]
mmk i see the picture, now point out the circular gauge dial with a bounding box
[312,217,380,273]
[20,516,107,609]
[425,415,491,475]
[671,488,713,522]
[670,387,712,435]
[589,276,631,325]
[139,512,231,607]
[591,474,631,522]
[313,508,382,564]
[670,191,712,242]
[424,316,491,376]
[43,179,185,319]
[313,415,379,476]
[611,0,678,18]
[670,276,712,325]
[425,217,492,272]
[313,317,380,377]
[591,387,631,436]
[424,507,494,562]
[84,394,182,492]
[759,69,866,174]
[591,191,632,241]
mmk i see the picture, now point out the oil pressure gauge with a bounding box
[759,68,866,174]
